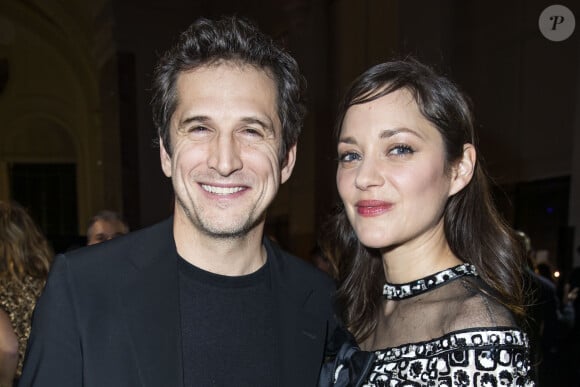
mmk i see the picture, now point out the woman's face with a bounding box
[336,89,462,250]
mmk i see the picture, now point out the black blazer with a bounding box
[20,218,335,386]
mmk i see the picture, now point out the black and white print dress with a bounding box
[365,327,531,386]
[324,264,535,387]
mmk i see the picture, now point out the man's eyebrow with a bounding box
[240,117,275,134]
[178,115,211,129]
[178,115,276,134]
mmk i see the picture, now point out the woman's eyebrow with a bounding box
[379,127,424,140]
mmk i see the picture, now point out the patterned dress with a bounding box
[0,276,46,377]
[324,264,535,387]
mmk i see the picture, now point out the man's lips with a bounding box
[355,200,393,216]
[200,184,246,195]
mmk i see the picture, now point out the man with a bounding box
[20,16,335,386]
[86,210,129,245]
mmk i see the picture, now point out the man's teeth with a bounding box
[201,185,244,195]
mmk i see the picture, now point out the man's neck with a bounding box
[172,216,267,277]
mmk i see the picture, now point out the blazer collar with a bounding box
[265,238,329,386]
[121,221,325,387]
[121,218,182,387]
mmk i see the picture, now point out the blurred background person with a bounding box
[86,210,129,245]
[0,201,52,384]
[516,230,576,386]
[535,262,557,284]
[0,308,18,387]
[561,264,580,386]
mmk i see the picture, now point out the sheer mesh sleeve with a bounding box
[326,267,535,386]
[363,276,518,350]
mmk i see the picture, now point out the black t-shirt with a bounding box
[178,256,278,386]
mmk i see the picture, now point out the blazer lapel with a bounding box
[266,239,328,386]
[120,218,183,387]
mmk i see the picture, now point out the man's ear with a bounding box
[280,144,297,184]
[449,143,476,196]
[159,138,172,178]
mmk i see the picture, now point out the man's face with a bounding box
[87,219,127,245]
[160,62,296,239]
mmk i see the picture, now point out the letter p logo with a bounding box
[550,15,565,30]
[539,5,575,41]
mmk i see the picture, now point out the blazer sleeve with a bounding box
[19,254,83,386]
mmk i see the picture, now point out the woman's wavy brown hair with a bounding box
[322,59,527,342]
[0,201,52,283]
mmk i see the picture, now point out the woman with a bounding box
[0,201,52,383]
[320,59,534,386]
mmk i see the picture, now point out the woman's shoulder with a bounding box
[442,276,518,332]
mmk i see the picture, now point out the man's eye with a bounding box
[243,127,264,137]
[338,152,361,163]
[189,125,209,133]
[389,145,414,156]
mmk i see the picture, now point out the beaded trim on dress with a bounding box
[382,263,478,300]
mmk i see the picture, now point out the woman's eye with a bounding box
[389,144,414,156]
[338,152,361,163]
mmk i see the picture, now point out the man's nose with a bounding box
[207,134,243,176]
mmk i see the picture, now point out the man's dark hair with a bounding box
[151,16,306,163]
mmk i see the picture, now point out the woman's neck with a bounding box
[380,225,462,284]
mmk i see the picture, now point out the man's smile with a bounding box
[200,184,246,195]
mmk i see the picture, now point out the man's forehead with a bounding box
[175,61,279,106]
[172,63,282,130]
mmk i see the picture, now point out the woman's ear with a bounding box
[449,143,476,196]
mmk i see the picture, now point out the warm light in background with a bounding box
[554,271,561,279]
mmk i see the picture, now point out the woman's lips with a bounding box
[355,200,393,217]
